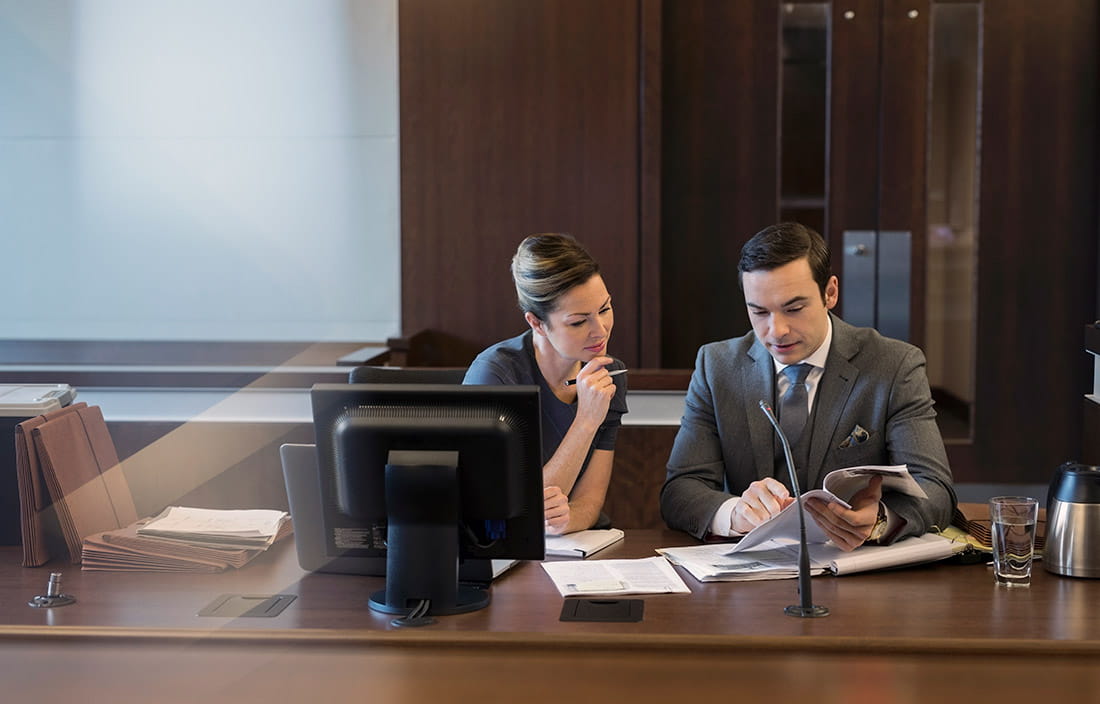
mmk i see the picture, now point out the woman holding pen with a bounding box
[464,233,628,535]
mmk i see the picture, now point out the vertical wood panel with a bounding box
[399,0,642,365]
[975,0,1098,481]
[828,0,881,300]
[879,0,930,345]
[606,426,679,528]
[659,0,780,368]
[639,0,664,368]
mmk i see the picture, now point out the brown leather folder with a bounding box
[19,404,138,565]
[15,402,87,566]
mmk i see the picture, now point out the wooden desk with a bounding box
[4,530,1100,702]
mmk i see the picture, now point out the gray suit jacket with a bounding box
[660,315,956,540]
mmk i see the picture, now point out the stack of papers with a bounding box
[82,507,291,572]
[137,506,289,549]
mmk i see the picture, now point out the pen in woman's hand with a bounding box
[564,368,628,386]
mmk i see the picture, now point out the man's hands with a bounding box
[730,478,796,534]
[732,476,886,552]
[805,475,884,551]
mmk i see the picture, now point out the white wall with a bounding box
[0,0,399,341]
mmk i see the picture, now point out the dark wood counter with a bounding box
[5,529,1100,702]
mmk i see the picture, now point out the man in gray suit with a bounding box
[660,223,956,551]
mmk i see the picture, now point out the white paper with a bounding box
[541,556,691,596]
[659,542,828,582]
[138,506,288,539]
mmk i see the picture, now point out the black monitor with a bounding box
[310,383,545,618]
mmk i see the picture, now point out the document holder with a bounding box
[17,404,138,565]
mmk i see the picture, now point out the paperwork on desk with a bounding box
[545,528,625,558]
[137,506,289,549]
[541,556,691,597]
[81,507,291,572]
[657,532,965,582]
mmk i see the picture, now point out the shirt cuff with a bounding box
[709,496,743,538]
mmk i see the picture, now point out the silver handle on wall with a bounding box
[841,230,911,342]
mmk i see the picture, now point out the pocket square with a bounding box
[839,424,870,449]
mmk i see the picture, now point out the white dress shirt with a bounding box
[709,319,833,537]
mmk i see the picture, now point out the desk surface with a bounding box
[6,529,1100,702]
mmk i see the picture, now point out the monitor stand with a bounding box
[368,461,490,616]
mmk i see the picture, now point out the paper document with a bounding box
[137,506,289,549]
[659,542,826,582]
[541,556,691,597]
[732,465,927,553]
[659,533,964,582]
[545,528,624,558]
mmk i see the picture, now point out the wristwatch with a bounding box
[868,502,889,543]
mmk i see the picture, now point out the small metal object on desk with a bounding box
[29,572,76,608]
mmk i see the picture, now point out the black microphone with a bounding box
[758,400,829,618]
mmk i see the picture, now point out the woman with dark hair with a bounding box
[464,233,627,535]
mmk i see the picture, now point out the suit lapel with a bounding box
[806,316,860,487]
[745,340,778,482]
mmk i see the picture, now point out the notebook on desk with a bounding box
[279,443,516,583]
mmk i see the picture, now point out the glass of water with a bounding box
[989,496,1039,587]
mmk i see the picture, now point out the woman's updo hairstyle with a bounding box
[511,233,600,322]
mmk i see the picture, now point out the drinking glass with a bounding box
[988,496,1039,587]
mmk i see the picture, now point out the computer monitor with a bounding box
[310,383,545,617]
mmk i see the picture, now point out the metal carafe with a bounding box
[1045,462,1100,577]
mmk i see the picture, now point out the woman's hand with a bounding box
[544,485,571,535]
[573,356,616,427]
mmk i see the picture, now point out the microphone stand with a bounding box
[758,400,829,618]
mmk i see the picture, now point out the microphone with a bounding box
[758,400,829,618]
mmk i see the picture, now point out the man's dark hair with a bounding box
[737,222,832,298]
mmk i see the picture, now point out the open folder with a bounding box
[15,403,139,566]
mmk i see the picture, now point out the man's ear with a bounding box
[525,311,547,336]
[824,275,839,310]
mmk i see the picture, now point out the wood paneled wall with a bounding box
[399,0,644,366]
[972,2,1098,481]
[659,0,780,366]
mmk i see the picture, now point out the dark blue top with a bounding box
[463,330,629,478]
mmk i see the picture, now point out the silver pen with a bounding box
[564,368,628,386]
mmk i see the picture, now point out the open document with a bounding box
[659,532,967,582]
[732,465,927,553]
[655,465,965,582]
[541,556,691,597]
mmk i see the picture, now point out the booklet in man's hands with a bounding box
[731,464,927,553]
